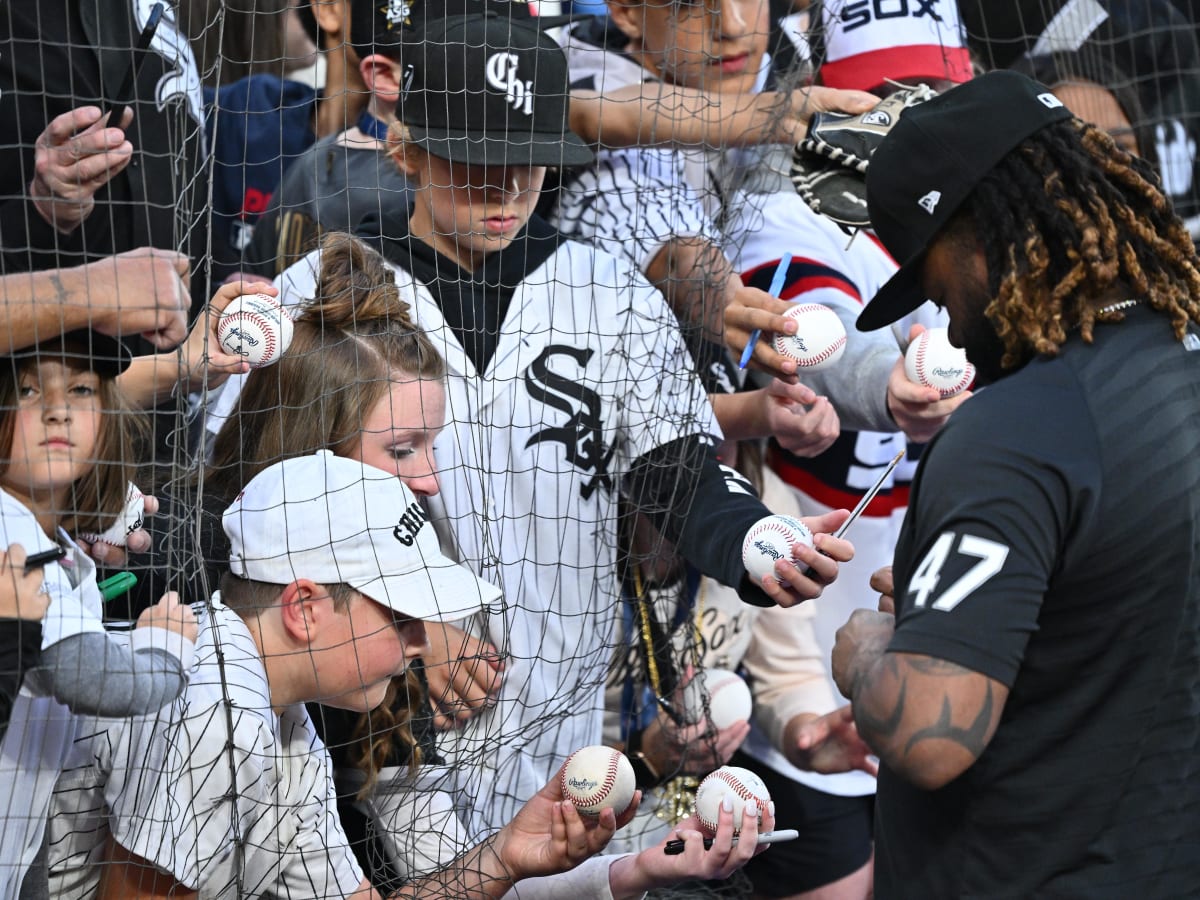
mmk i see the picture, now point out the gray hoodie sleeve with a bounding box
[35,629,190,717]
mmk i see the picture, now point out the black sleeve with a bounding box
[0,618,43,741]
[625,436,775,607]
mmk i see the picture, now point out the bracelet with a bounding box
[626,728,664,789]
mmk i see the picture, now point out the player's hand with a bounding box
[760,379,840,457]
[178,280,275,393]
[724,285,802,382]
[87,248,191,350]
[783,707,878,776]
[754,509,854,608]
[871,566,895,614]
[832,609,895,700]
[30,106,134,234]
[136,591,199,648]
[0,544,50,622]
[422,621,505,731]
[77,494,160,566]
[887,325,971,443]
[492,764,640,880]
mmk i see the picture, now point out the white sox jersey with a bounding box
[48,596,363,899]
[265,235,721,842]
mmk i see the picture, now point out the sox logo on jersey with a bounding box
[524,344,616,500]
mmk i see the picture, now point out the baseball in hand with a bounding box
[904,328,975,398]
[772,303,847,370]
[560,745,636,817]
[694,765,772,836]
[217,293,294,368]
[742,514,814,583]
[80,482,145,549]
[681,667,753,729]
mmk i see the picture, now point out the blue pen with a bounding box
[737,253,792,370]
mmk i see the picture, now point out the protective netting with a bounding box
[0,0,1195,896]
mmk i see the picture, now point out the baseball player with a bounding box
[233,14,852,849]
[833,71,1200,897]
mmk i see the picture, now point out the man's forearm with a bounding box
[846,649,1006,790]
[0,266,95,352]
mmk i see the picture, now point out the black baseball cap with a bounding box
[396,14,594,167]
[348,0,576,61]
[856,71,1075,332]
[6,330,133,377]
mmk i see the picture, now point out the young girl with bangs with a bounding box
[0,331,197,897]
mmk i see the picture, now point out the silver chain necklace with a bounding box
[1096,299,1141,315]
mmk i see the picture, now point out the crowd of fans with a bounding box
[0,1,1197,898]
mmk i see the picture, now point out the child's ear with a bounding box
[607,0,646,42]
[359,54,403,107]
[278,578,332,643]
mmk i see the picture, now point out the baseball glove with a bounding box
[790,84,937,228]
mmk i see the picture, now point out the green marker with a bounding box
[98,571,138,602]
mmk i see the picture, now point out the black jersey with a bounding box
[876,305,1200,897]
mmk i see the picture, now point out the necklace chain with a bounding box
[1096,299,1141,315]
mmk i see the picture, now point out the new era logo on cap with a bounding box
[859,71,1076,332]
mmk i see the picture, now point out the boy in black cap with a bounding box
[263,9,851,859]
[833,70,1200,897]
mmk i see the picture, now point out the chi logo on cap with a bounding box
[392,500,430,547]
[380,0,415,27]
[1037,92,1065,109]
[485,52,534,116]
[918,190,942,214]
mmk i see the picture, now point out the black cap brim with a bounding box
[410,129,595,168]
[5,330,133,377]
[856,251,928,331]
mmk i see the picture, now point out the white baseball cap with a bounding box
[223,450,500,622]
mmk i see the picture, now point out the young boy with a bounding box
[48,451,636,898]
[252,13,851,848]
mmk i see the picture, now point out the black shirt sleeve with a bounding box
[625,436,775,607]
[888,379,1101,686]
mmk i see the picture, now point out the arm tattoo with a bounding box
[904,685,995,758]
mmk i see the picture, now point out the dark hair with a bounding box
[0,343,147,537]
[947,117,1200,369]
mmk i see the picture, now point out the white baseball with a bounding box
[80,482,145,548]
[560,745,636,817]
[741,514,814,583]
[217,292,294,368]
[694,765,772,836]
[772,303,847,370]
[681,667,753,729]
[904,327,975,398]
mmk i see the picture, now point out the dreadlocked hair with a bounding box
[947,117,1200,369]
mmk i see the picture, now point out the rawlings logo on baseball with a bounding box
[217,293,294,369]
[904,328,975,398]
[742,514,814,582]
[773,304,848,370]
[560,746,636,816]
